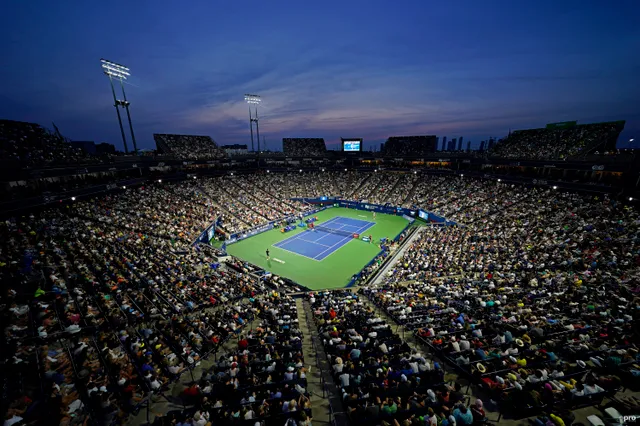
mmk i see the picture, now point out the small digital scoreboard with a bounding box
[341,138,363,152]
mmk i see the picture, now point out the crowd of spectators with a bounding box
[282,138,327,157]
[405,176,528,223]
[389,185,640,280]
[352,172,387,202]
[309,290,485,426]
[223,175,306,218]
[490,122,624,160]
[198,176,312,230]
[0,120,103,167]
[3,167,640,424]
[154,134,226,160]
[362,267,638,422]
[168,292,312,425]
[1,179,273,425]
[383,136,439,157]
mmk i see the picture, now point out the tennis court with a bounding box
[273,216,374,261]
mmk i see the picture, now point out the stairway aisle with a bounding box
[370,226,424,286]
[298,297,350,426]
[296,297,331,425]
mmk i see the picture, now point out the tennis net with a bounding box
[314,224,356,238]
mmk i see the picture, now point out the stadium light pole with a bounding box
[244,94,261,152]
[102,59,138,155]
[101,59,129,154]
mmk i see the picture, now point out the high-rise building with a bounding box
[466,141,471,152]
[488,138,495,150]
[457,139,463,151]
[479,141,486,152]
[442,136,447,151]
[380,142,385,152]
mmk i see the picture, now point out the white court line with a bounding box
[310,218,376,261]
[273,216,375,261]
[296,236,334,248]
[310,229,333,244]
[312,236,352,260]
[274,229,335,254]
[273,244,322,262]
[276,229,333,248]
[312,226,355,260]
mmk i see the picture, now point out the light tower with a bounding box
[244,94,261,152]
[101,59,138,154]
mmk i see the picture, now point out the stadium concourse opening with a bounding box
[225,207,409,290]
[273,216,375,260]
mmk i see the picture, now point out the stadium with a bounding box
[2,119,640,426]
[2,3,640,426]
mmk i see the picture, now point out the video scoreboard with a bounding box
[341,138,363,152]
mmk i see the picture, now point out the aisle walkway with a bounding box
[370,226,424,286]
[296,297,333,425]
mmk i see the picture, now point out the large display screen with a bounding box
[418,210,429,221]
[343,140,361,151]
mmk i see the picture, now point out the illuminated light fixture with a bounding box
[322,168,325,172]
[230,173,234,176]
[375,169,377,172]
[122,185,126,189]
[413,171,417,174]
[101,59,130,80]
[101,58,137,154]
[266,170,270,173]
[552,186,558,190]
[244,94,262,152]
[71,197,76,201]
[244,94,261,105]
[158,179,162,183]
[344,168,348,172]
[460,174,464,177]
[192,176,197,179]
[498,179,501,182]
[629,197,634,201]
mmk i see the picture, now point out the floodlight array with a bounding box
[101,59,130,80]
[244,94,261,104]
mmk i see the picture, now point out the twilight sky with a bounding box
[2,0,639,152]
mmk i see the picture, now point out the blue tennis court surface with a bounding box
[273,216,375,261]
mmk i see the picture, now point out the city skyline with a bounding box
[1,0,639,152]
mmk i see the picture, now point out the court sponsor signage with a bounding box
[592,165,604,171]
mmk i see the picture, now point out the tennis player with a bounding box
[266,249,270,260]
[373,212,377,220]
